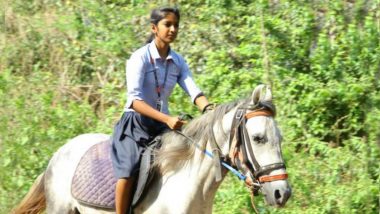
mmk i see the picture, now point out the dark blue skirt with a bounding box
[111,111,168,178]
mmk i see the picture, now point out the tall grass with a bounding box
[1,0,379,213]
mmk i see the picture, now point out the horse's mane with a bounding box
[153,99,243,174]
[153,98,277,175]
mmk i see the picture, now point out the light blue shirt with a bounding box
[124,41,203,114]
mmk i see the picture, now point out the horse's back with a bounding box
[47,133,110,170]
[44,133,110,213]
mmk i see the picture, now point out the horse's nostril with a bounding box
[274,189,281,200]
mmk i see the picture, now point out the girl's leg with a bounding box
[115,176,136,214]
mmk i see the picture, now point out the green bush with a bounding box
[0,0,379,213]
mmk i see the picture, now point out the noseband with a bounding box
[227,106,288,188]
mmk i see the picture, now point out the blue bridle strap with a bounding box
[174,130,248,182]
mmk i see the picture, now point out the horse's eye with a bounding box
[253,136,265,144]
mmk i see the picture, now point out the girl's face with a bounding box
[152,12,179,45]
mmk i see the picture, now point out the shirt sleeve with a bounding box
[125,53,146,109]
[177,58,203,103]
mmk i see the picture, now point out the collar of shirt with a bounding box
[148,40,179,66]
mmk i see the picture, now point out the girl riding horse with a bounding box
[111,7,213,214]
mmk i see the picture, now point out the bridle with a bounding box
[227,105,288,190]
[174,103,289,213]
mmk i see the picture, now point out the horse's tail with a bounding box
[11,172,46,214]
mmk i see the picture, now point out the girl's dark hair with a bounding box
[146,7,180,43]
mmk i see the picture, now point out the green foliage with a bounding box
[1,0,379,213]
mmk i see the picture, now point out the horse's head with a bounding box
[222,84,292,207]
[155,84,291,208]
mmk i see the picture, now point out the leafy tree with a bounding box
[0,0,379,213]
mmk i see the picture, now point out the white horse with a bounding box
[12,85,291,214]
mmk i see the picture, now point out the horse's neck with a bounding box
[137,144,224,214]
[136,110,236,214]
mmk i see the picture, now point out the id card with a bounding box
[156,99,163,112]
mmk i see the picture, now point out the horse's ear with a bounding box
[251,84,272,104]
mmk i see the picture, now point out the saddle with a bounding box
[71,137,162,210]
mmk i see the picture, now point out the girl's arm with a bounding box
[194,95,210,112]
[131,100,185,130]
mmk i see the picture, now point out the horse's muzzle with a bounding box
[262,180,292,207]
[274,186,292,207]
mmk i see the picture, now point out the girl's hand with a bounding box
[166,116,186,130]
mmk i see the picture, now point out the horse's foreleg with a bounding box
[10,173,46,214]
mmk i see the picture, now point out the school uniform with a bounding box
[111,41,203,178]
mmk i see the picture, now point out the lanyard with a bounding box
[148,49,170,99]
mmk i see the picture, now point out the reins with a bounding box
[174,130,254,183]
